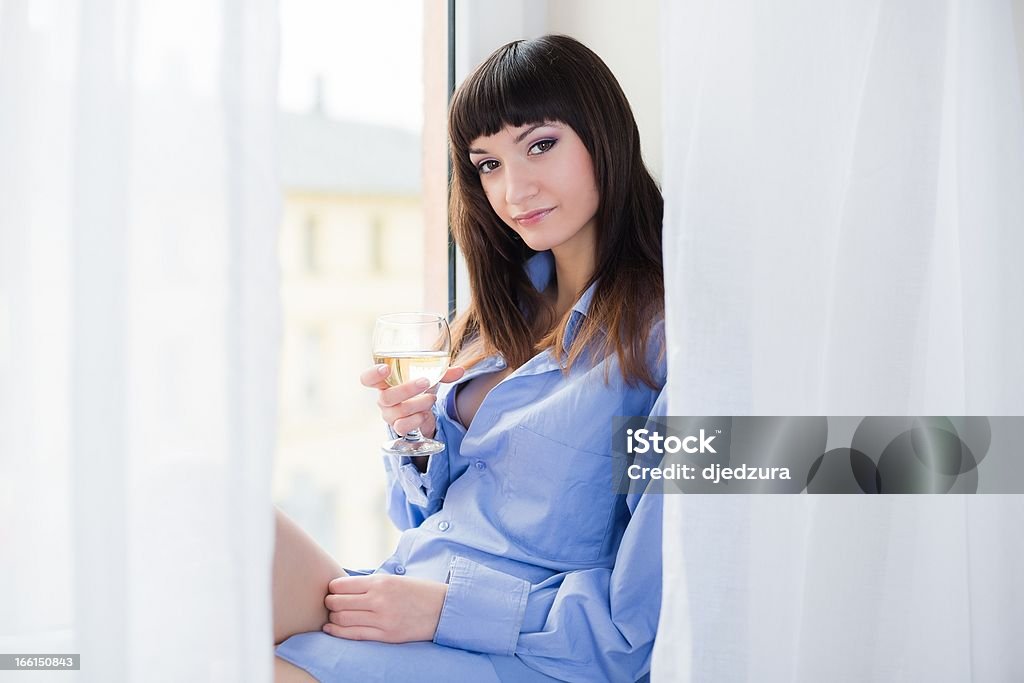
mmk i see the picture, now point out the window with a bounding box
[303,213,321,274]
[369,215,385,274]
[274,1,441,567]
[300,327,324,414]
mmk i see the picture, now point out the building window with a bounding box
[301,327,324,413]
[370,215,385,274]
[303,214,321,274]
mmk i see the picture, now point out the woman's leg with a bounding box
[274,655,319,683]
[272,506,345,646]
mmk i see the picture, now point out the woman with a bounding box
[274,34,666,683]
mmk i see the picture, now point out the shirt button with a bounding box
[474,461,487,471]
[394,565,406,575]
[438,520,450,532]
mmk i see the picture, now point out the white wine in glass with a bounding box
[372,313,452,456]
[372,351,450,388]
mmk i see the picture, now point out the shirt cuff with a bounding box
[386,404,449,509]
[433,556,530,656]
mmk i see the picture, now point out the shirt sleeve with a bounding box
[433,388,668,682]
[433,489,663,681]
[382,400,454,531]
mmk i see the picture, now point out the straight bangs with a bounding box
[448,41,589,169]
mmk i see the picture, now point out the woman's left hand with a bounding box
[322,574,448,643]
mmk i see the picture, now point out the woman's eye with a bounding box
[477,159,500,174]
[529,139,556,155]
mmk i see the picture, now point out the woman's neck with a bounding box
[549,230,596,318]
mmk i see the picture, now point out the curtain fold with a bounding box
[657,0,1024,680]
[0,1,280,680]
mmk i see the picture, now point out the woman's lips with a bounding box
[515,208,554,226]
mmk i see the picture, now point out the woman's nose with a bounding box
[503,161,539,206]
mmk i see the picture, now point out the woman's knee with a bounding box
[272,506,345,645]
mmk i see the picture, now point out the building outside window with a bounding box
[272,1,445,568]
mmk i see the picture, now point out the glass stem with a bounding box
[404,428,424,442]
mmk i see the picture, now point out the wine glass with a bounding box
[372,312,452,456]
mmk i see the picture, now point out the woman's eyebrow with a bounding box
[469,123,559,155]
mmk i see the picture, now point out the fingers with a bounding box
[325,593,371,612]
[443,365,466,378]
[328,575,373,594]
[376,366,468,407]
[392,412,434,439]
[359,364,391,389]
[361,364,464,438]
[378,377,433,408]
[327,608,376,627]
[379,392,435,423]
[440,366,466,383]
[360,364,466,393]
[322,624,386,641]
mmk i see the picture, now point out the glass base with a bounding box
[382,435,447,457]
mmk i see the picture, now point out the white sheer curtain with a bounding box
[656,0,1024,681]
[0,1,279,681]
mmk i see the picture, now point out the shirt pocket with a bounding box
[494,425,616,563]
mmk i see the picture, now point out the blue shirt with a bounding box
[380,251,667,683]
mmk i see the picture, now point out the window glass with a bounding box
[275,1,436,567]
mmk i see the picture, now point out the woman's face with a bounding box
[468,121,599,256]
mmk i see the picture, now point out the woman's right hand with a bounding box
[360,364,466,440]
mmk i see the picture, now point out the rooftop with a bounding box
[279,110,422,196]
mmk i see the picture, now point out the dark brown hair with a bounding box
[448,34,664,388]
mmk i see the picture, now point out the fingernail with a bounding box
[376,364,388,374]
[416,378,430,389]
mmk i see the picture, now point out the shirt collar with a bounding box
[523,251,600,351]
[524,250,554,293]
